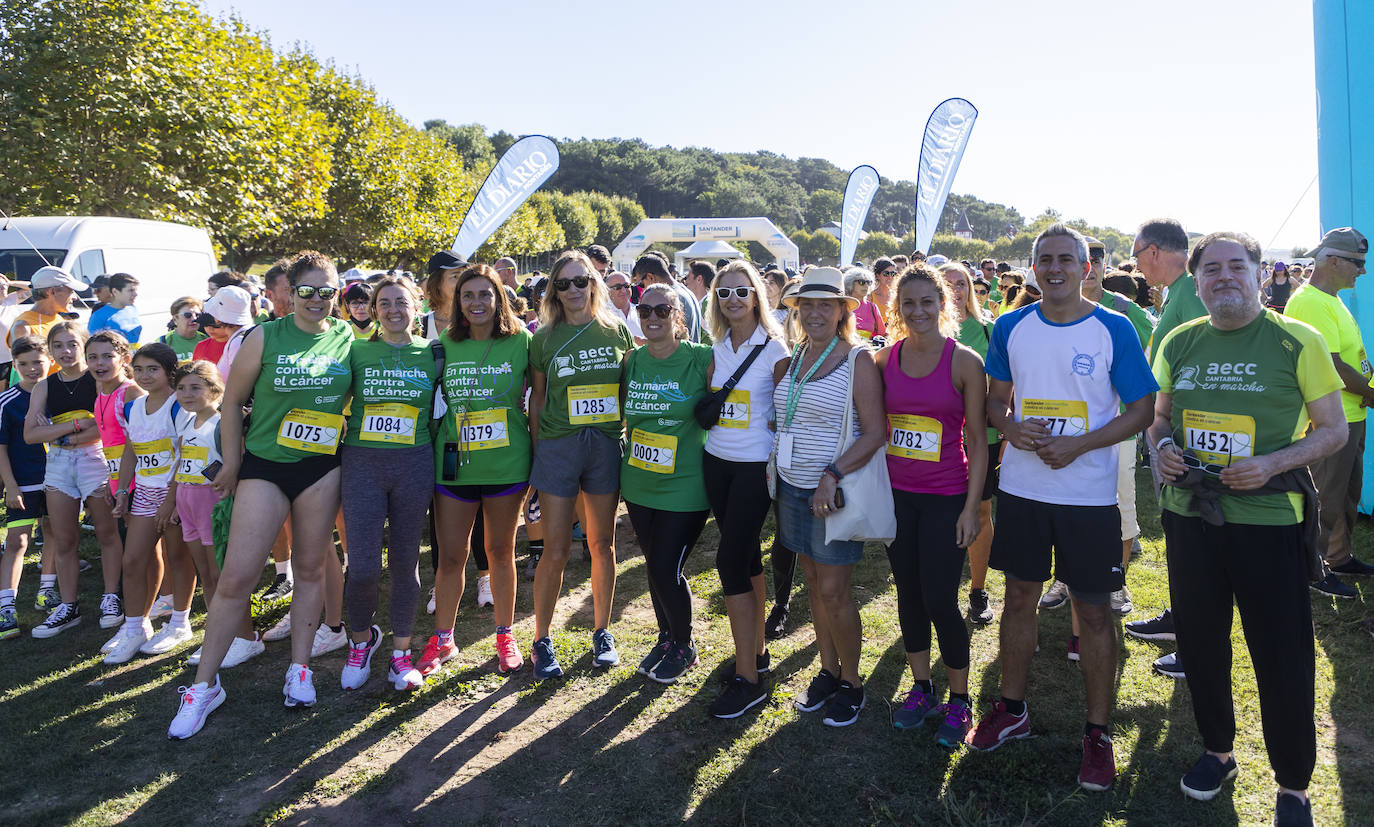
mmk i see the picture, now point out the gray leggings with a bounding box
[341,442,434,638]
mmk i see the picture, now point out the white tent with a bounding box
[674,239,744,276]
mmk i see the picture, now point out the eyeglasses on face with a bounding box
[608,283,631,291]
[974,288,989,297]
[715,286,755,299]
[1332,255,1366,267]
[880,269,898,277]
[636,303,674,319]
[294,285,338,300]
[554,276,590,292]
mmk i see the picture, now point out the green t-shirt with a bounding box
[530,318,634,440]
[245,315,355,463]
[956,315,998,444]
[1153,310,1343,525]
[343,336,440,448]
[1101,290,1155,350]
[161,330,207,362]
[1149,273,1208,364]
[435,329,532,486]
[621,341,712,512]
[1283,283,1369,423]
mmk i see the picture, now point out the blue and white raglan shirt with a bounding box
[985,303,1158,506]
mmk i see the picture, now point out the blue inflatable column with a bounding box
[1316,0,1374,513]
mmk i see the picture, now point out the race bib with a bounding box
[887,414,942,462]
[627,428,676,474]
[103,445,122,482]
[717,388,750,429]
[52,410,94,425]
[175,444,209,484]
[132,437,174,477]
[457,408,510,451]
[277,409,344,455]
[1182,409,1255,467]
[360,402,419,445]
[1021,398,1089,436]
[568,383,618,425]
[858,329,873,341]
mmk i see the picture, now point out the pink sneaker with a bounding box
[1078,729,1116,791]
[416,635,457,676]
[496,632,523,674]
[388,650,422,690]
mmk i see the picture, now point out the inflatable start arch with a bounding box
[611,218,800,274]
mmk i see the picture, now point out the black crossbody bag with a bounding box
[693,344,765,429]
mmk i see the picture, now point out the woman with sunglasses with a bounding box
[526,251,633,680]
[701,261,790,718]
[938,262,1001,626]
[870,258,898,319]
[160,297,207,362]
[846,268,887,343]
[169,250,354,739]
[622,284,713,684]
[192,287,251,369]
[422,265,532,678]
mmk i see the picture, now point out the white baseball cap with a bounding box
[30,266,84,291]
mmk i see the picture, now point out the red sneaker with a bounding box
[966,701,1031,751]
[1078,729,1116,791]
[417,635,458,676]
[495,632,523,674]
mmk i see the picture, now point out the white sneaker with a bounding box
[100,628,123,653]
[104,623,152,665]
[426,586,436,615]
[283,663,316,707]
[311,624,348,657]
[149,595,174,620]
[388,650,422,691]
[262,613,292,642]
[1039,580,1070,610]
[221,634,265,668]
[186,646,203,666]
[140,622,193,655]
[98,593,124,629]
[475,574,494,608]
[167,678,226,740]
[1110,586,1134,617]
[340,625,381,690]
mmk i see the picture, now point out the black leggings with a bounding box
[886,490,970,670]
[702,452,768,596]
[625,501,708,643]
[1162,511,1315,791]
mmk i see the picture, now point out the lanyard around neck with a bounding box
[782,337,838,430]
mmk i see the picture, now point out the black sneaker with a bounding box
[764,604,788,640]
[795,668,840,712]
[710,675,768,719]
[1310,573,1357,599]
[648,640,698,685]
[1152,651,1185,679]
[822,681,865,727]
[638,633,670,676]
[1180,753,1238,801]
[1125,608,1176,642]
[31,602,81,639]
[969,589,994,625]
[258,573,293,602]
[1273,792,1313,826]
[1329,557,1374,577]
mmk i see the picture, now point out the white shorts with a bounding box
[44,444,108,501]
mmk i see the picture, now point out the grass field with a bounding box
[2,469,1371,825]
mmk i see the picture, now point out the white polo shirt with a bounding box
[704,324,790,463]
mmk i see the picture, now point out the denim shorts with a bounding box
[530,428,623,498]
[775,478,865,566]
[44,444,108,501]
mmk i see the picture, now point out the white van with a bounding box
[0,216,218,343]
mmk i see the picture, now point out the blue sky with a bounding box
[203,0,1321,250]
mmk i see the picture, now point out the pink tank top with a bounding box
[883,338,968,495]
[95,381,133,494]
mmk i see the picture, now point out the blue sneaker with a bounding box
[592,628,620,668]
[892,686,935,729]
[531,637,563,680]
[0,606,18,640]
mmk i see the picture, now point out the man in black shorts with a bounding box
[966,224,1157,793]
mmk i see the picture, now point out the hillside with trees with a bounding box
[1,0,1134,272]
